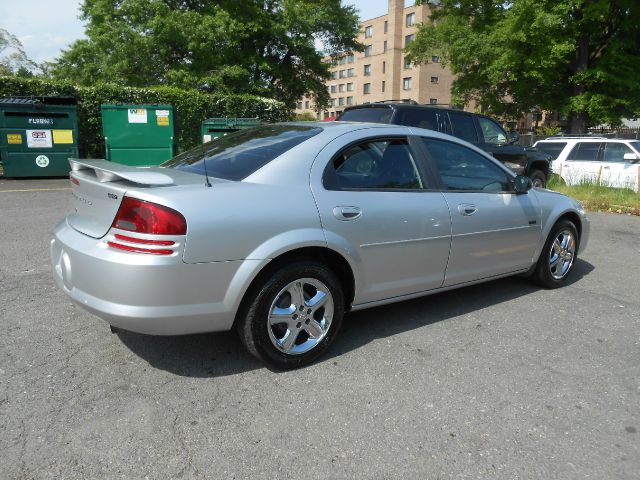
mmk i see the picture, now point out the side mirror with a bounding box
[514,174,533,194]
[509,130,520,144]
[623,152,638,163]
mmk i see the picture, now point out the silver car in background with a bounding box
[51,123,589,369]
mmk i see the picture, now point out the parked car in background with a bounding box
[534,137,640,192]
[338,102,552,187]
[51,122,589,369]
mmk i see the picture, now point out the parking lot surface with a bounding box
[1,178,639,479]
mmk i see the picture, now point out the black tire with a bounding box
[531,219,579,289]
[528,169,547,188]
[236,261,345,370]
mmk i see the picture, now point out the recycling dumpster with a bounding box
[201,117,260,143]
[101,104,175,166]
[0,96,79,177]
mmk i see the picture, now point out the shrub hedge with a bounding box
[0,76,290,158]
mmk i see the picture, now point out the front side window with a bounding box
[602,142,632,162]
[477,117,508,145]
[567,142,602,161]
[420,138,511,192]
[328,139,423,190]
[448,112,478,143]
[163,126,322,181]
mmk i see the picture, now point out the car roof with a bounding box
[537,137,630,143]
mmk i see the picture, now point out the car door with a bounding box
[417,137,541,286]
[310,131,452,305]
[599,142,639,190]
[559,142,603,185]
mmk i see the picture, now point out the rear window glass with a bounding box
[535,142,567,159]
[339,108,393,124]
[162,125,322,180]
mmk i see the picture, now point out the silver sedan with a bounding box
[51,122,589,369]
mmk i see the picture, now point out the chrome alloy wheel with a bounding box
[267,278,334,355]
[549,228,576,280]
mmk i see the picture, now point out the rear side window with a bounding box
[338,108,393,124]
[162,125,322,180]
[535,142,567,159]
[448,112,478,143]
[567,142,602,162]
[328,139,423,190]
[395,109,440,131]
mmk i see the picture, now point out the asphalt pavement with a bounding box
[1,178,638,479]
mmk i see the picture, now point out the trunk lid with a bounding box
[67,159,204,238]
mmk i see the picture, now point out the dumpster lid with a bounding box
[0,96,77,107]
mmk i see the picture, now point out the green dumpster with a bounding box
[201,117,260,143]
[101,104,175,166]
[0,96,79,177]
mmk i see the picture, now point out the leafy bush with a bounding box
[0,76,290,157]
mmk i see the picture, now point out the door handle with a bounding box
[458,204,477,216]
[333,206,362,220]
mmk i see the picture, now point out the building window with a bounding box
[431,55,440,63]
[404,57,412,69]
[329,98,335,107]
[364,83,371,94]
[339,83,345,93]
[339,69,345,79]
[347,82,354,92]
[338,97,345,106]
[431,76,438,84]
[383,40,387,52]
[331,71,337,80]
[296,102,302,110]
[384,20,388,34]
[406,13,416,27]
[324,111,330,119]
[430,98,438,104]
[365,25,373,38]
[405,34,414,47]
[382,61,386,74]
[346,54,354,63]
[382,81,385,92]
[403,77,412,90]
[330,85,336,93]
[364,45,372,57]
[305,100,309,109]
[347,68,355,77]
[346,96,353,105]
[364,64,371,76]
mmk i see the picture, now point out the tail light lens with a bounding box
[111,197,186,235]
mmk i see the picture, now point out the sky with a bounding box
[0,0,414,65]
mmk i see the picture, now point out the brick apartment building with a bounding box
[294,0,455,119]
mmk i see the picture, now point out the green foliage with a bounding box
[547,174,640,214]
[409,0,640,132]
[535,124,562,137]
[0,28,38,76]
[52,0,362,109]
[294,111,318,121]
[0,76,290,158]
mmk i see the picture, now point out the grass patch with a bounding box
[547,175,640,215]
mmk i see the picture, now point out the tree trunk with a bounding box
[569,30,590,134]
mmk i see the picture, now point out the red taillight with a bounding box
[111,197,187,235]
[70,176,80,186]
[107,242,174,255]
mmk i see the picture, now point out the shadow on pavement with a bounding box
[117,258,594,377]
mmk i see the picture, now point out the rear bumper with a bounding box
[51,219,256,335]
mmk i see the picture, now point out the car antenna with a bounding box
[202,150,212,188]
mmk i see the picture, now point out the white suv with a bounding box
[533,137,640,192]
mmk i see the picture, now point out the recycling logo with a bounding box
[35,155,50,168]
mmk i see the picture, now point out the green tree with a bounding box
[0,28,38,76]
[53,0,361,108]
[407,0,640,132]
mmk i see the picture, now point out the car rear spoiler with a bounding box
[69,158,175,186]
